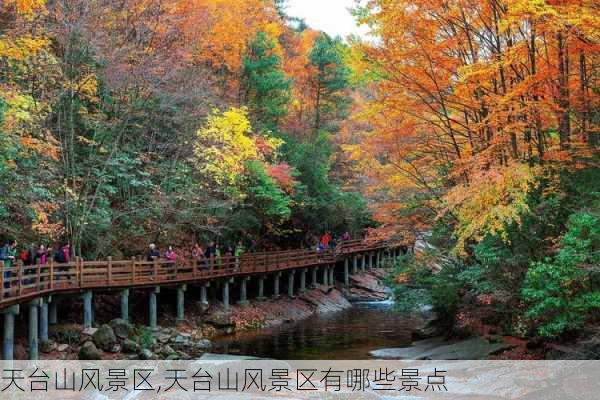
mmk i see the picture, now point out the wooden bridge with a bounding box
[1,239,403,360]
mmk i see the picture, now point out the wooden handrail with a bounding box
[0,239,390,308]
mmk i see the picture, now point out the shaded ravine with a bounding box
[210,300,416,360]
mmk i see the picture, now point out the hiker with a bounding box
[20,245,35,266]
[234,241,244,270]
[61,244,71,263]
[204,241,216,269]
[54,246,66,263]
[165,246,177,261]
[321,232,331,249]
[20,244,36,283]
[36,245,48,265]
[234,241,244,258]
[146,243,160,262]
[341,231,350,241]
[0,240,17,295]
[192,242,207,270]
[192,242,204,259]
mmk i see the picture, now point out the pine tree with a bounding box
[308,33,351,132]
[242,31,291,132]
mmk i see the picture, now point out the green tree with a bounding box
[242,31,291,132]
[308,33,351,131]
[522,211,600,337]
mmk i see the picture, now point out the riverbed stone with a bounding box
[110,318,134,339]
[205,311,234,328]
[138,348,155,360]
[79,341,102,360]
[92,324,117,351]
[122,339,140,354]
[370,337,512,360]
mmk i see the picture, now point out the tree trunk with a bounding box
[556,31,571,150]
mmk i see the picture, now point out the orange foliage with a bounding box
[345,0,599,244]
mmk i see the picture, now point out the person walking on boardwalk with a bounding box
[204,241,216,269]
[165,246,177,261]
[1,240,17,295]
[147,243,160,262]
[321,232,331,249]
[36,244,48,265]
[234,241,244,257]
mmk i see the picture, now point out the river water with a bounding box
[211,300,415,359]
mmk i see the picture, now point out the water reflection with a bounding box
[211,301,415,359]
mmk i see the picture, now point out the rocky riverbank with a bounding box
[30,270,389,360]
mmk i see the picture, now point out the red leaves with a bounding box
[267,163,298,194]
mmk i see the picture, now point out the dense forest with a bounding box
[1,0,599,343]
[0,0,372,258]
[347,0,600,342]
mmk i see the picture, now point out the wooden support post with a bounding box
[2,304,19,360]
[300,268,307,293]
[29,299,41,360]
[200,282,209,309]
[288,271,295,297]
[238,277,249,305]
[39,297,49,343]
[257,276,265,300]
[121,289,129,322]
[82,290,93,329]
[177,284,186,321]
[273,273,281,298]
[223,279,231,310]
[344,259,350,287]
[149,286,160,330]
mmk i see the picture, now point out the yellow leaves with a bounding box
[1,91,36,127]
[195,107,278,187]
[0,35,49,60]
[77,75,99,100]
[3,0,46,15]
[444,163,541,255]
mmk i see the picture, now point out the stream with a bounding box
[210,300,415,359]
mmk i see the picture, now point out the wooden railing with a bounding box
[0,239,388,308]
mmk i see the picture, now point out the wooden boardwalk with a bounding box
[0,238,402,360]
[0,239,393,309]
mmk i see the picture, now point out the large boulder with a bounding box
[79,341,102,360]
[110,319,134,339]
[92,324,117,351]
[205,311,234,328]
[122,339,140,354]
